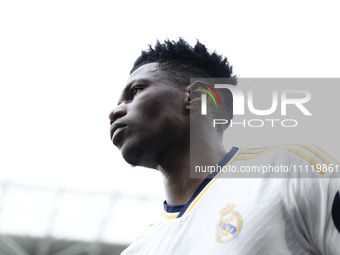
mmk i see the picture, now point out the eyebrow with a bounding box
[117,79,151,105]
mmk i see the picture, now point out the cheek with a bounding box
[133,93,175,120]
[140,101,164,119]
[127,87,185,137]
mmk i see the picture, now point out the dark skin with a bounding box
[109,63,227,206]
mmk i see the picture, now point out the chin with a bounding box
[121,141,145,167]
[122,152,141,167]
[121,141,158,169]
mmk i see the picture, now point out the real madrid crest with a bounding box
[216,203,242,242]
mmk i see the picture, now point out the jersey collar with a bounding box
[163,147,239,219]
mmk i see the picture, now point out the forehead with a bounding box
[130,62,160,80]
[122,63,160,89]
[117,63,169,104]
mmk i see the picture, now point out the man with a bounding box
[109,39,340,254]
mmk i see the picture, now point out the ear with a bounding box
[185,81,207,112]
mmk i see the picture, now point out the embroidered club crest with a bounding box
[216,203,242,242]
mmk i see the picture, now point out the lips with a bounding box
[110,123,127,145]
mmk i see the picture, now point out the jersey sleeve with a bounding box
[281,144,340,255]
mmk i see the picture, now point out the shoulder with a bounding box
[236,143,340,254]
[231,143,339,178]
[238,143,337,163]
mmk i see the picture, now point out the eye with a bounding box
[131,86,144,98]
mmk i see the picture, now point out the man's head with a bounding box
[109,39,236,168]
[131,39,237,134]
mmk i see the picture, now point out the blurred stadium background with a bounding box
[1,1,338,255]
[0,181,163,255]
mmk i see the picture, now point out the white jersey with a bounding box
[122,144,340,255]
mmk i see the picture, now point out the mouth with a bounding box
[110,123,127,145]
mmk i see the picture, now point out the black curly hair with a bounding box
[131,38,236,81]
[130,38,236,136]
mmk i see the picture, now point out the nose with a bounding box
[109,105,127,125]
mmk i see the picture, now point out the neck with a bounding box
[157,133,227,206]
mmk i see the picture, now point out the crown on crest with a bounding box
[219,203,236,216]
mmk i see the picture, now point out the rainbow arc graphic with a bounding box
[197,82,223,106]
